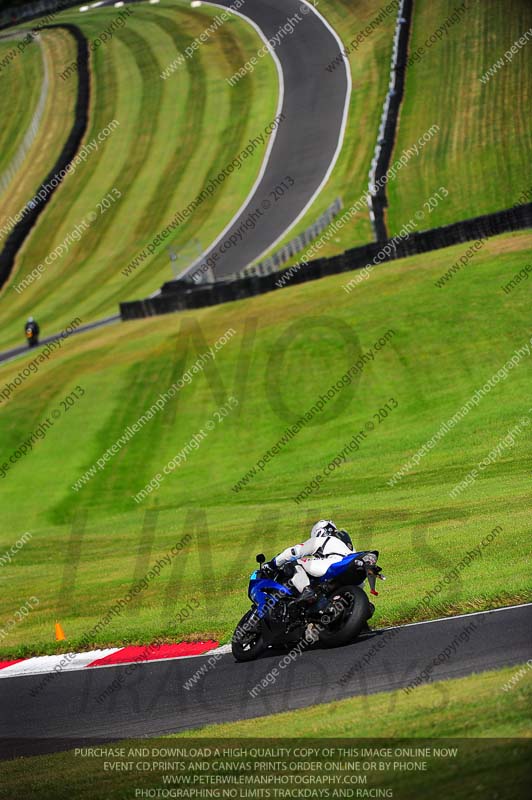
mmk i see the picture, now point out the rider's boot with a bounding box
[298,586,318,605]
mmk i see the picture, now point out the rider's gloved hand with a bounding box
[282,563,297,581]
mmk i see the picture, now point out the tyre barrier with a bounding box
[120,201,532,319]
[368,0,414,242]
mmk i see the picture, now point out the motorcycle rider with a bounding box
[263,520,362,604]
[24,316,40,348]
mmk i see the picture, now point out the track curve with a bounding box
[180,0,351,282]
[1,604,530,759]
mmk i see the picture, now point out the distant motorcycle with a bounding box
[25,318,39,348]
[231,550,385,662]
[25,325,39,348]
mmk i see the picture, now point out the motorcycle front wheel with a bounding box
[231,609,266,662]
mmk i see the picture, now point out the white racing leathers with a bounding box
[273,536,362,593]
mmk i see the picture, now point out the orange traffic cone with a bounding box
[55,622,66,641]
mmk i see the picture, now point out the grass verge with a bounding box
[387,0,532,234]
[0,0,278,350]
[0,28,78,247]
[0,231,531,657]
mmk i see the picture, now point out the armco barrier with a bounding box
[0,24,90,290]
[236,198,343,280]
[368,0,414,241]
[120,202,532,319]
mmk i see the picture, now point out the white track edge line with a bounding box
[179,1,286,279]
[1,605,529,679]
[378,601,532,632]
[180,0,352,278]
[245,0,352,266]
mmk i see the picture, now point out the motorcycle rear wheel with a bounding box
[318,585,370,647]
[231,609,266,662]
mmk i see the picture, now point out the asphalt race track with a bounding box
[1,604,530,760]
[179,0,350,281]
[0,315,120,366]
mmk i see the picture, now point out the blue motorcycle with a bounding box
[231,551,385,661]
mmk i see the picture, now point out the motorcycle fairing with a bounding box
[319,552,366,581]
[248,574,293,617]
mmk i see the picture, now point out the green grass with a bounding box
[0,37,42,175]
[388,0,532,234]
[0,1,278,350]
[2,0,530,341]
[177,663,532,737]
[0,230,531,657]
[256,0,532,267]
[0,28,79,240]
[0,666,530,799]
[0,0,397,333]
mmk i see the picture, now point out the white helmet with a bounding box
[310,519,337,539]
